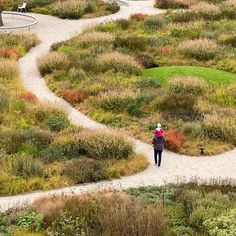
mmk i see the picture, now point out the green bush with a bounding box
[63,157,107,183]
[11,100,27,113]
[189,190,232,231]
[16,210,44,232]
[46,111,69,132]
[204,208,236,236]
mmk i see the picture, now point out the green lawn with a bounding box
[142,66,236,87]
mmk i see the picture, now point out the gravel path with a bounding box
[0,0,236,212]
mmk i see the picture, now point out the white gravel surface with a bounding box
[0,0,235,212]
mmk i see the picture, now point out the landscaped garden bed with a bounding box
[40,1,236,156]
[0,33,148,196]
[3,0,119,19]
[1,181,236,235]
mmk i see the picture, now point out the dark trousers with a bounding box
[154,150,163,167]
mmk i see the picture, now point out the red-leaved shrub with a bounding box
[62,89,87,104]
[19,92,37,103]
[165,129,186,152]
[131,13,148,21]
[0,49,20,59]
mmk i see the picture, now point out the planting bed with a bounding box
[1,181,236,235]
[0,33,147,196]
[40,1,236,156]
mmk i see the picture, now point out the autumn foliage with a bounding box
[165,129,186,152]
[62,89,87,104]
[19,92,37,103]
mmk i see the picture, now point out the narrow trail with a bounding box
[0,0,236,212]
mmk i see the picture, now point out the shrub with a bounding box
[220,0,236,19]
[46,111,70,132]
[0,59,17,80]
[204,208,236,236]
[144,16,167,30]
[68,67,86,81]
[138,77,161,89]
[178,39,220,60]
[0,129,53,154]
[38,52,68,75]
[11,100,27,113]
[19,92,37,103]
[0,89,10,112]
[97,52,142,75]
[63,157,107,183]
[165,129,186,152]
[209,85,236,106]
[79,32,114,47]
[117,19,131,30]
[135,54,159,69]
[155,0,197,9]
[171,11,196,23]
[218,34,236,47]
[52,0,86,19]
[76,130,134,160]
[169,76,207,95]
[181,122,203,138]
[190,2,221,20]
[130,13,148,20]
[203,110,236,144]
[158,94,198,119]
[16,210,44,232]
[105,1,120,13]
[62,89,87,104]
[170,22,201,39]
[113,35,147,51]
[34,192,170,236]
[12,155,44,178]
[216,58,236,73]
[97,91,129,112]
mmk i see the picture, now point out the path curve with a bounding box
[1,0,236,212]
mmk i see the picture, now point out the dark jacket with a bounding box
[152,136,165,151]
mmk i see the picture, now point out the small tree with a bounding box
[0,1,4,27]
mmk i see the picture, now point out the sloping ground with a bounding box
[0,1,236,212]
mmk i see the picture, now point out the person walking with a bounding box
[152,123,165,167]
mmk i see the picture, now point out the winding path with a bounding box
[1,0,236,212]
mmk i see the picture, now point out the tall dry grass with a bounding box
[33,191,171,236]
[97,52,142,75]
[178,39,220,60]
[0,59,18,80]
